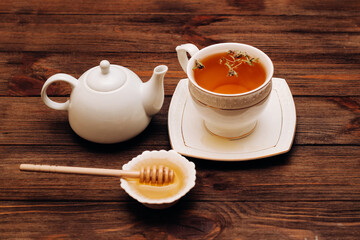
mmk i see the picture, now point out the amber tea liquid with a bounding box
[193,52,267,94]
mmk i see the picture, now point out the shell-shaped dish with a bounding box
[120,150,196,209]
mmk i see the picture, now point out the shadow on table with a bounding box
[122,200,222,239]
[69,118,171,154]
[190,148,293,171]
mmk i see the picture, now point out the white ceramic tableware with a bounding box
[176,43,274,138]
[41,60,168,144]
[168,78,296,161]
[121,150,196,209]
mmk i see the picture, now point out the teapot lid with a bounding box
[86,60,126,92]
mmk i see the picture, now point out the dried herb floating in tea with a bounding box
[193,50,258,77]
[193,59,204,70]
[220,50,259,77]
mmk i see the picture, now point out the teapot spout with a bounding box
[142,65,168,117]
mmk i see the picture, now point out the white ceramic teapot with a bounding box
[41,60,168,144]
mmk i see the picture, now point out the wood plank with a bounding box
[0,201,359,239]
[2,52,360,97]
[295,96,360,145]
[1,145,359,201]
[0,0,359,16]
[1,96,359,145]
[3,52,183,97]
[0,96,171,146]
[1,0,359,239]
[0,14,359,54]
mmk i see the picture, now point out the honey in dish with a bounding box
[125,159,185,200]
[193,51,266,94]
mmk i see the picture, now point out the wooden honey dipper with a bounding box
[19,164,175,185]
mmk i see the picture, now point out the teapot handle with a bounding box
[175,44,199,74]
[41,73,78,111]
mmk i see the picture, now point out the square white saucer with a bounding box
[168,78,296,161]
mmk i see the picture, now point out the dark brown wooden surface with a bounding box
[1,0,359,239]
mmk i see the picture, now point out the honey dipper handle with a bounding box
[19,164,139,178]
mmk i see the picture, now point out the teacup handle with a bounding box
[176,44,199,74]
[41,73,78,111]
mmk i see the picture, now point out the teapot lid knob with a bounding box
[86,60,126,92]
[100,60,110,74]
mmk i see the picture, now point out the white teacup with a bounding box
[176,43,274,139]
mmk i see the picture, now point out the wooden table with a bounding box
[1,0,359,239]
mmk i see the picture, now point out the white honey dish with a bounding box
[176,43,274,139]
[120,150,196,209]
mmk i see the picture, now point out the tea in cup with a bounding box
[176,43,274,139]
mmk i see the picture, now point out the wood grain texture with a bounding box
[1,201,359,239]
[1,96,359,145]
[1,0,359,15]
[0,14,359,53]
[1,145,359,202]
[1,0,360,239]
[0,11,359,97]
[1,51,360,97]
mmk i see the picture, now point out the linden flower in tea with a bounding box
[220,50,259,76]
[193,50,266,94]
